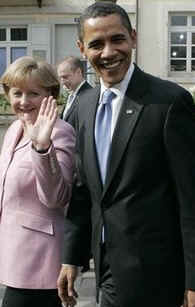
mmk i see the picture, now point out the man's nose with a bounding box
[101,43,115,58]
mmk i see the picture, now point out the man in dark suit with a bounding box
[57,2,195,307]
[57,56,92,125]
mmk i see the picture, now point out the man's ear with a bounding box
[130,29,137,49]
[77,40,86,58]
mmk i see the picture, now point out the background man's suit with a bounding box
[61,79,92,272]
[60,80,92,125]
[63,64,195,307]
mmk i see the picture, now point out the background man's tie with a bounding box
[95,89,115,184]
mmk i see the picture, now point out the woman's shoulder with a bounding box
[51,118,75,140]
[55,118,75,132]
[4,119,22,139]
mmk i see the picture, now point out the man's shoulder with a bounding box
[137,66,187,96]
[75,86,99,117]
[84,81,93,89]
[78,84,99,100]
[79,81,93,93]
[129,65,193,108]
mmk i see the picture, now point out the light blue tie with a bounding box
[95,89,115,184]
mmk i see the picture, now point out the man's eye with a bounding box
[30,92,39,96]
[112,36,126,43]
[88,42,103,50]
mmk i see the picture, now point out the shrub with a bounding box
[0,94,10,111]
[57,89,69,106]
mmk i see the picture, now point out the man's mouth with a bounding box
[101,60,122,70]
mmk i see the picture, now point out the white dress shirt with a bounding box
[99,62,135,138]
[62,80,86,119]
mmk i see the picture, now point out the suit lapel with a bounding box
[82,87,103,195]
[104,96,143,191]
[7,121,24,154]
[65,82,89,121]
[104,65,148,192]
[65,96,77,120]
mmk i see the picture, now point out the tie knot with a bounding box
[102,89,115,105]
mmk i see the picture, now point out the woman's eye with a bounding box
[30,92,39,96]
[13,92,21,97]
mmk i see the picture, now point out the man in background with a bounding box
[57,56,92,125]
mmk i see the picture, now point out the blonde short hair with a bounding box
[1,56,60,99]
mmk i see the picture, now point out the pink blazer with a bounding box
[0,118,75,289]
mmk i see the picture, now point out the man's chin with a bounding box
[103,76,124,87]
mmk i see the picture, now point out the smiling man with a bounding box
[57,2,195,307]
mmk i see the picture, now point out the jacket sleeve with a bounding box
[31,121,76,209]
[165,89,195,290]
[63,181,92,266]
[62,108,92,266]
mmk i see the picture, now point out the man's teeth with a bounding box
[103,61,120,69]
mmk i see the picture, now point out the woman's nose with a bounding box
[20,94,29,105]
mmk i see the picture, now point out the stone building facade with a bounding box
[0,0,195,87]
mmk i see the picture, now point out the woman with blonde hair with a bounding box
[0,56,75,307]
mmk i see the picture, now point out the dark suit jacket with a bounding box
[62,80,93,272]
[63,64,195,307]
[60,80,92,126]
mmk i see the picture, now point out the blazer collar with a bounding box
[82,86,103,196]
[6,120,24,154]
[103,65,148,194]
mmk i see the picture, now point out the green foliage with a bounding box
[0,94,10,111]
[57,89,69,106]
[57,93,67,106]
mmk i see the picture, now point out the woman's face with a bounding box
[8,80,49,125]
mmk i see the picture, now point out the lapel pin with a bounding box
[126,109,134,114]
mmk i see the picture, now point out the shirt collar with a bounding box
[99,62,135,102]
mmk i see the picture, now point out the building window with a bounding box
[32,50,47,61]
[0,48,6,77]
[169,14,195,77]
[0,26,28,76]
[10,28,27,41]
[11,47,27,63]
[0,29,6,41]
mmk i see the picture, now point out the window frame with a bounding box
[0,25,29,76]
[168,13,195,78]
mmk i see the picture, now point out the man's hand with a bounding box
[184,290,195,307]
[57,264,78,307]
